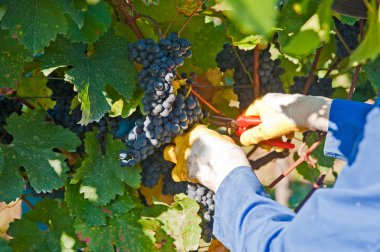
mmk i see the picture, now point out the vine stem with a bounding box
[302,47,323,95]
[117,0,144,39]
[253,46,260,98]
[294,174,326,213]
[190,89,224,116]
[334,27,352,55]
[347,65,361,100]
[178,0,204,35]
[20,195,34,209]
[268,134,324,189]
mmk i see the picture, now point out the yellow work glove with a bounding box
[240,93,332,146]
[164,124,250,192]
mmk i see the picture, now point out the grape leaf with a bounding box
[1,0,80,53]
[75,211,155,252]
[148,194,202,251]
[0,29,33,89]
[0,110,81,203]
[8,199,82,252]
[277,0,318,49]
[181,16,227,74]
[65,183,136,226]
[0,238,12,252]
[295,154,320,183]
[350,0,380,65]
[223,0,277,36]
[363,55,380,93]
[140,218,176,251]
[227,23,261,50]
[67,1,112,43]
[72,131,141,206]
[17,70,55,110]
[42,32,137,124]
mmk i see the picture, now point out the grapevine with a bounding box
[0,1,377,251]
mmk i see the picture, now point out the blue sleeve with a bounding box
[324,99,373,161]
[214,101,380,252]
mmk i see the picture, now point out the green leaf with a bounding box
[295,154,320,183]
[363,55,380,92]
[181,17,227,74]
[67,1,112,43]
[350,0,380,65]
[72,131,141,205]
[65,183,136,226]
[277,0,318,50]
[0,29,32,89]
[17,71,55,110]
[8,199,81,252]
[227,23,261,50]
[1,0,77,53]
[153,194,202,251]
[352,80,376,102]
[0,238,12,252]
[278,56,299,92]
[283,30,321,56]
[140,218,176,252]
[306,132,334,173]
[0,110,81,202]
[338,15,357,25]
[75,211,155,252]
[223,0,277,36]
[42,32,137,123]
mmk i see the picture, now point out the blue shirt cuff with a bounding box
[325,99,373,162]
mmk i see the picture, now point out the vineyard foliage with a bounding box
[0,0,379,250]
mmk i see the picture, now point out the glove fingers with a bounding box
[243,98,262,116]
[240,125,268,146]
[163,145,177,164]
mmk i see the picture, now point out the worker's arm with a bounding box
[214,98,380,251]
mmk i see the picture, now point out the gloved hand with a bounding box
[164,125,250,192]
[240,93,332,146]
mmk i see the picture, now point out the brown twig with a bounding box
[190,89,224,116]
[268,134,324,188]
[334,27,352,55]
[178,0,204,35]
[117,0,144,39]
[303,47,323,95]
[21,195,34,209]
[253,46,260,99]
[294,174,326,213]
[250,151,289,170]
[347,65,361,100]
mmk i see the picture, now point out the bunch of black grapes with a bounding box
[216,44,285,110]
[0,95,23,144]
[120,84,203,166]
[187,183,215,242]
[334,18,360,59]
[128,32,192,117]
[290,76,334,97]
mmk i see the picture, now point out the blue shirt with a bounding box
[214,98,380,251]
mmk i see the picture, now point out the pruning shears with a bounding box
[211,115,295,149]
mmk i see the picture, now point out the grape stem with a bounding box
[232,46,254,85]
[117,0,144,39]
[302,46,323,95]
[334,27,352,55]
[178,0,204,35]
[136,14,163,39]
[190,89,224,116]
[20,195,34,209]
[253,46,260,99]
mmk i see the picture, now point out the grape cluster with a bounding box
[0,95,23,144]
[334,18,360,59]
[47,79,121,149]
[129,33,192,117]
[140,149,174,188]
[216,44,285,110]
[290,76,334,97]
[186,183,215,242]
[120,84,203,167]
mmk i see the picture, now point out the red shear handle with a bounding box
[236,115,262,127]
[261,139,295,149]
